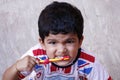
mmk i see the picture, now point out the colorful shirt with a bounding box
[20,44,112,80]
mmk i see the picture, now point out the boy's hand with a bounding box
[15,55,39,72]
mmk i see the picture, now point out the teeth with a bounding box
[56,56,63,58]
[55,56,69,59]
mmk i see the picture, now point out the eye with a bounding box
[48,41,56,45]
[66,39,75,43]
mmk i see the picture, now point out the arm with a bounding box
[2,61,20,80]
[2,55,39,80]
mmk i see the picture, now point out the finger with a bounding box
[30,57,39,64]
[26,62,35,71]
[20,56,35,71]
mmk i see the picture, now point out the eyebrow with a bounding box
[46,39,56,42]
[46,37,76,41]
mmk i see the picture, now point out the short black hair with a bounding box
[38,1,84,41]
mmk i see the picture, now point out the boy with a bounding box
[3,1,112,80]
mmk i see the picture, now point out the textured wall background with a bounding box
[0,0,120,79]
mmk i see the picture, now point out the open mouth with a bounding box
[39,56,70,64]
[53,56,70,61]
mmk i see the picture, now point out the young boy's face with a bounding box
[39,33,83,66]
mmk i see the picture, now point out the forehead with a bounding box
[45,33,78,41]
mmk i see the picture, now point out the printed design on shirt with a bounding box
[33,49,47,78]
[33,49,46,56]
[108,76,112,80]
[44,63,76,80]
[47,63,75,75]
[80,52,95,63]
[78,51,95,76]
[33,48,48,63]
[32,48,96,80]
[26,45,111,80]
[45,75,75,80]
[79,75,88,80]
[34,64,44,79]
[33,49,47,79]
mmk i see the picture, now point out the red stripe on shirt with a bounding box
[18,72,25,79]
[64,66,71,73]
[80,52,95,62]
[79,63,90,68]
[33,49,46,56]
[50,64,57,72]
[108,76,112,80]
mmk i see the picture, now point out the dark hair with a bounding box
[38,1,84,41]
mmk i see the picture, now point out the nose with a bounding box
[57,44,67,56]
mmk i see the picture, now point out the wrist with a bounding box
[14,60,25,79]
[14,60,32,79]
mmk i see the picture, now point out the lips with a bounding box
[55,56,63,58]
[55,56,68,58]
[55,56,70,60]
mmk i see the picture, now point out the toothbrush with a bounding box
[39,56,70,64]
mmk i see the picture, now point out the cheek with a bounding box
[69,48,78,57]
[45,47,55,58]
[68,45,80,58]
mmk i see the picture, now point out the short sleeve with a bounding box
[87,60,111,80]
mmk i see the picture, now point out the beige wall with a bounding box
[0,0,120,79]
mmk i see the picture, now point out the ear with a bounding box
[79,35,84,46]
[39,38,46,50]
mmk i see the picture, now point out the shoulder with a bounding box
[78,48,111,80]
[79,48,96,63]
[77,48,95,76]
[21,44,45,58]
